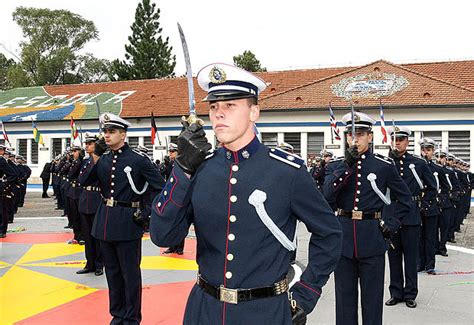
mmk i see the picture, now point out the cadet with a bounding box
[311,150,333,190]
[323,112,411,325]
[67,146,84,244]
[445,154,462,243]
[384,126,437,309]
[418,138,444,273]
[77,134,103,276]
[150,63,342,324]
[81,113,164,324]
[0,145,18,238]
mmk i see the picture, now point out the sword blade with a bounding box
[391,119,396,149]
[177,22,196,116]
[350,100,356,146]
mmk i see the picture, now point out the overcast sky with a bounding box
[1,0,473,75]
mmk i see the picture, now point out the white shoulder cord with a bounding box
[124,166,148,195]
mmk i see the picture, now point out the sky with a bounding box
[1,0,474,75]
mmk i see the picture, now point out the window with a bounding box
[18,139,27,159]
[261,133,278,147]
[406,134,415,154]
[31,140,39,164]
[284,133,301,155]
[307,132,324,157]
[422,131,442,145]
[448,131,470,162]
[143,136,153,151]
[51,138,62,159]
[127,136,139,148]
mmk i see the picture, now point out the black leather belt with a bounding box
[102,198,140,208]
[337,209,381,220]
[197,275,288,304]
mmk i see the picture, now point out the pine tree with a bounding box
[112,0,176,80]
[233,50,267,72]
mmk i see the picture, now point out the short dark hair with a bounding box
[246,97,258,106]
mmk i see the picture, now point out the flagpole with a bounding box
[329,103,334,145]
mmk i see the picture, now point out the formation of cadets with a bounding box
[0,62,473,325]
[0,145,31,238]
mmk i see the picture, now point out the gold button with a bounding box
[228,233,235,241]
[114,155,118,159]
[111,175,115,178]
[110,190,114,193]
[229,215,237,222]
[230,178,237,185]
[158,202,162,207]
[357,190,360,194]
[225,271,232,279]
[230,195,237,203]
[111,182,115,186]
[112,167,116,171]
[170,177,174,183]
[232,165,239,172]
[357,174,361,177]
[112,160,116,163]
[354,207,358,210]
[227,254,234,261]
[164,191,168,195]
[355,198,359,202]
[357,182,361,185]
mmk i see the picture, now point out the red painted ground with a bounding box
[17,281,195,325]
[1,233,73,244]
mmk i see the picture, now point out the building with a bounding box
[0,59,473,183]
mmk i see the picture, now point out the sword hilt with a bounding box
[183,114,204,126]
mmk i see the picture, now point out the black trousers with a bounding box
[335,254,385,325]
[41,177,50,197]
[419,215,438,271]
[388,225,420,300]
[0,198,8,235]
[100,239,142,325]
[438,207,452,252]
[68,197,82,241]
[169,239,185,252]
[80,213,103,270]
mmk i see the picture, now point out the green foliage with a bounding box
[233,50,267,72]
[111,0,176,80]
[10,6,108,86]
[0,53,15,89]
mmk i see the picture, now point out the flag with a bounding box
[328,103,341,141]
[70,117,78,140]
[379,99,390,144]
[0,121,11,146]
[32,121,44,146]
[150,112,161,145]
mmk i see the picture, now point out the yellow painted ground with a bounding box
[141,256,198,270]
[15,243,84,265]
[0,266,97,324]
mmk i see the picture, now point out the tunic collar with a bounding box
[223,136,261,163]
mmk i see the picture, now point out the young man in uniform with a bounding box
[0,145,18,238]
[82,114,165,324]
[385,126,437,309]
[150,63,342,324]
[323,112,412,325]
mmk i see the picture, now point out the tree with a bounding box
[0,53,15,89]
[233,50,267,72]
[111,0,176,80]
[12,6,99,85]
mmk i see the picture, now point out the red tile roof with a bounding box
[39,59,474,119]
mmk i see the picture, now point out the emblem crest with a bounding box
[242,150,250,159]
[354,114,361,122]
[395,126,400,132]
[104,114,110,121]
[209,66,227,84]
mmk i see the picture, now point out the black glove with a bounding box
[388,148,400,159]
[378,220,392,239]
[292,305,307,325]
[94,137,107,156]
[175,121,212,175]
[320,159,326,168]
[133,210,150,232]
[344,145,359,167]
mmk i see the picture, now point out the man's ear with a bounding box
[250,105,260,122]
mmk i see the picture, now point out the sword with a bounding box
[350,100,356,146]
[391,119,396,150]
[95,99,102,132]
[177,22,202,126]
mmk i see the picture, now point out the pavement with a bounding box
[1,191,473,324]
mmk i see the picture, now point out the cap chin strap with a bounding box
[124,166,148,195]
[248,189,296,251]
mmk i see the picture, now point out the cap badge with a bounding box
[209,66,226,84]
[395,126,400,132]
[354,114,360,122]
[104,114,110,121]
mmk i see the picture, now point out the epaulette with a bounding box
[131,149,147,158]
[374,153,394,165]
[328,157,344,164]
[269,147,305,169]
[433,162,443,167]
[205,149,215,160]
[412,154,426,162]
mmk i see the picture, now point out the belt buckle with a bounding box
[106,199,114,207]
[219,285,238,304]
[352,210,363,220]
